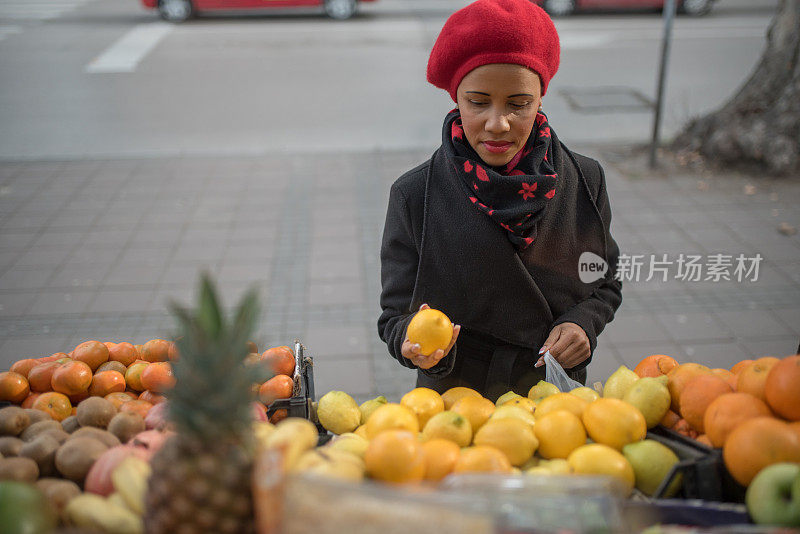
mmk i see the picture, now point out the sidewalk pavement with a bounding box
[1,148,799,402]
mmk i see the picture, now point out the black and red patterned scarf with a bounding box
[442,108,558,250]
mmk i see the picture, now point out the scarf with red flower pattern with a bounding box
[443,108,558,250]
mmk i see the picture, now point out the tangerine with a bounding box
[258,375,293,405]
[365,403,419,439]
[261,346,295,377]
[634,354,679,378]
[764,355,800,421]
[365,430,425,484]
[534,392,589,420]
[21,393,40,409]
[107,342,139,367]
[124,362,148,391]
[120,400,153,418]
[9,359,39,379]
[737,357,780,403]
[723,416,800,486]
[730,359,754,375]
[703,392,772,448]
[138,390,167,405]
[50,360,93,396]
[72,340,109,371]
[105,391,137,410]
[88,370,127,397]
[140,339,171,362]
[0,371,30,403]
[421,438,461,481]
[667,363,712,412]
[27,362,60,392]
[32,391,72,421]
[679,374,733,433]
[140,362,176,393]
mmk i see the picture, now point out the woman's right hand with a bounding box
[402,303,461,369]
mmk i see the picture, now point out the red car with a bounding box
[535,0,714,16]
[145,0,376,22]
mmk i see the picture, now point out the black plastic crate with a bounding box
[648,425,747,503]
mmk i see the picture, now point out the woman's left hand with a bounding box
[535,322,590,369]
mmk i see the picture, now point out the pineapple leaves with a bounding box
[197,273,224,338]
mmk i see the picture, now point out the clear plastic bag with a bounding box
[544,350,582,391]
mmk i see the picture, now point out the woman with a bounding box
[378,0,622,402]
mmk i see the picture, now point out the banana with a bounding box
[65,493,143,534]
[111,456,152,516]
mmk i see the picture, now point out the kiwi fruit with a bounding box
[68,426,120,448]
[0,406,31,436]
[36,478,81,514]
[76,397,116,429]
[61,415,81,434]
[19,434,60,477]
[107,412,145,444]
[0,436,23,457]
[42,428,70,445]
[24,408,52,424]
[0,456,39,483]
[20,420,62,442]
[55,437,108,483]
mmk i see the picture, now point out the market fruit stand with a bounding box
[1,281,799,533]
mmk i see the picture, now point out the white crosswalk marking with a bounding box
[0,0,96,22]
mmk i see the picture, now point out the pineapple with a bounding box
[145,275,265,534]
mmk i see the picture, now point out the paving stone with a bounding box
[302,325,370,358]
[714,308,796,339]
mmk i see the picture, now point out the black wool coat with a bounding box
[377,134,623,402]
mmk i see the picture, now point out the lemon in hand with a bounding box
[406,308,452,356]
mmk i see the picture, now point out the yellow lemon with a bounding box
[454,446,512,474]
[570,386,601,403]
[490,405,536,431]
[534,410,587,459]
[441,386,482,410]
[406,308,452,356]
[317,390,361,435]
[364,430,425,484]
[365,403,419,439]
[452,395,495,433]
[496,391,522,406]
[534,393,589,420]
[567,443,635,495]
[354,425,369,440]
[582,398,647,450]
[473,418,539,466]
[528,380,560,403]
[421,410,472,447]
[401,387,445,428]
[505,396,536,414]
[421,438,461,481]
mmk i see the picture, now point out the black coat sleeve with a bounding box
[551,161,623,369]
[377,182,456,377]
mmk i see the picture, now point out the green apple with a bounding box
[746,462,800,527]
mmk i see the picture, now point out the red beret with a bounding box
[427,0,560,101]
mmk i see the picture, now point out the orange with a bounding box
[451,395,495,433]
[421,438,461,481]
[405,308,452,356]
[365,430,425,484]
[139,390,167,404]
[634,354,679,378]
[696,434,713,448]
[140,339,171,362]
[535,410,587,459]
[0,371,30,403]
[711,368,735,382]
[89,370,127,397]
[27,362,60,393]
[534,392,589,420]
[9,359,39,379]
[441,387,482,410]
[365,403,419,439]
[21,393,40,409]
[730,359,754,375]
[582,398,646,450]
[108,342,139,367]
[261,346,295,377]
[737,357,780,403]
[120,400,153,418]
[105,391,137,410]
[453,446,512,474]
[258,375,294,405]
[269,409,288,424]
[703,392,772,448]
[167,342,180,361]
[789,422,800,443]
[679,374,733,433]
[764,355,800,421]
[124,361,149,392]
[50,361,93,396]
[401,387,445,428]
[140,362,176,393]
[660,409,680,429]
[32,392,72,421]
[72,340,109,371]
[723,416,800,486]
[473,417,538,466]
[667,363,712,412]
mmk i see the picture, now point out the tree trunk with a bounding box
[671,0,800,175]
